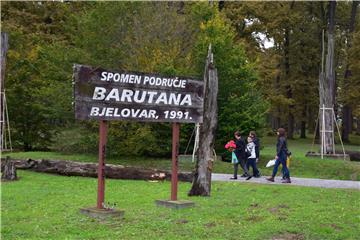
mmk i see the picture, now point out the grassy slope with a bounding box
[3,136,360,180]
[2,171,359,240]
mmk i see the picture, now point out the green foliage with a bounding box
[2,2,86,150]
[193,9,268,143]
[345,28,360,117]
[9,2,351,154]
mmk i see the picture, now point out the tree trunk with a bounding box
[1,156,17,181]
[271,114,280,130]
[315,119,320,143]
[0,158,193,182]
[342,106,352,142]
[341,1,359,143]
[300,121,306,139]
[308,107,315,134]
[273,63,281,131]
[300,104,307,138]
[284,27,294,139]
[320,1,336,154]
[188,45,218,196]
[357,119,360,136]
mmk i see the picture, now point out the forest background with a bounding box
[2,1,360,157]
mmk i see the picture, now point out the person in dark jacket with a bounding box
[249,131,261,177]
[266,128,291,183]
[233,131,251,179]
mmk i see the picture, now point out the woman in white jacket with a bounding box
[246,136,260,178]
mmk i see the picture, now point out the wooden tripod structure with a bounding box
[1,32,12,153]
[310,105,346,160]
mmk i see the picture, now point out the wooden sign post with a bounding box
[97,120,107,209]
[171,122,180,201]
[73,64,203,212]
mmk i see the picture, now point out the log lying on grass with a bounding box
[305,151,360,161]
[347,151,360,162]
[0,158,193,182]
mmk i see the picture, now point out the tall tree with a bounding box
[319,1,336,154]
[341,1,359,142]
[346,6,360,135]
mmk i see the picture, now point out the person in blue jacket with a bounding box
[266,128,291,183]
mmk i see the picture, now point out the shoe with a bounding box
[246,176,252,180]
[254,172,261,178]
[230,177,237,180]
[266,177,275,182]
[281,178,291,183]
[240,174,249,178]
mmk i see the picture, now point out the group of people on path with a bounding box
[226,128,291,183]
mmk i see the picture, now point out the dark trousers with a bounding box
[272,153,290,178]
[233,163,238,178]
[246,158,259,176]
[238,157,249,175]
[234,152,250,176]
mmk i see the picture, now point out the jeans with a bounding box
[272,152,290,178]
[246,158,259,176]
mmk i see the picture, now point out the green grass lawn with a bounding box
[4,136,360,181]
[1,171,359,240]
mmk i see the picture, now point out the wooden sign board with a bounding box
[73,64,204,123]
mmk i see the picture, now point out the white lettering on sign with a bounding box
[101,72,142,84]
[89,107,158,119]
[147,76,185,88]
[92,88,192,106]
[100,71,188,88]
[93,87,106,100]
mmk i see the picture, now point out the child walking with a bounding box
[225,140,239,180]
[246,136,260,178]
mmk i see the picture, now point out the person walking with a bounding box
[234,131,251,179]
[224,140,239,180]
[246,136,260,178]
[249,131,261,177]
[266,128,291,183]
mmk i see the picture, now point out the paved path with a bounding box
[212,173,360,190]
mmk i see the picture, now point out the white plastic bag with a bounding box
[266,159,276,168]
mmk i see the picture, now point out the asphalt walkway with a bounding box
[212,173,360,190]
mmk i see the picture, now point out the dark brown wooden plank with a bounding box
[73,64,204,94]
[73,64,204,123]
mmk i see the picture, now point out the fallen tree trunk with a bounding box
[343,151,360,162]
[0,158,193,182]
